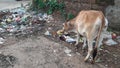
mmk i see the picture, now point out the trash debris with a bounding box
[59,35,76,44]
[6,18,12,23]
[105,64,108,67]
[105,38,118,46]
[0,37,5,44]
[117,36,120,43]
[64,47,71,54]
[42,13,48,20]
[0,5,54,37]
[64,47,72,56]
[95,58,102,63]
[67,54,72,56]
[65,36,76,43]
[0,28,5,33]
[112,33,117,39]
[103,32,112,39]
[44,31,51,36]
[57,30,64,35]
[19,25,27,31]
[59,35,66,41]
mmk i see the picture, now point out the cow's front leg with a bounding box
[75,33,80,51]
[82,37,87,50]
[75,33,80,46]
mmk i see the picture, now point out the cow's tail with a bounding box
[93,17,105,61]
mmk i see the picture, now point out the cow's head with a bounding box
[57,20,75,35]
[62,21,75,33]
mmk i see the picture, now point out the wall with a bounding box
[106,0,120,31]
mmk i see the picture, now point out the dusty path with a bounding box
[0,0,30,10]
[0,36,106,68]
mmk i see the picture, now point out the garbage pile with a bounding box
[57,29,120,46]
[103,32,119,46]
[0,7,53,37]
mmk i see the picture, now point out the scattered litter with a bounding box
[76,52,80,55]
[42,13,48,20]
[53,50,56,53]
[67,54,72,56]
[105,64,108,67]
[64,47,71,54]
[103,32,112,39]
[57,30,64,35]
[0,28,5,33]
[0,37,5,44]
[79,38,83,42]
[117,36,120,39]
[44,31,51,36]
[105,39,118,46]
[0,5,53,37]
[19,25,27,31]
[117,36,120,43]
[59,35,66,41]
[64,47,72,56]
[95,58,102,63]
[59,35,76,44]
[6,18,12,23]
[65,36,76,43]
[112,33,117,39]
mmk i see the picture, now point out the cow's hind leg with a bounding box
[92,31,104,63]
[84,36,93,62]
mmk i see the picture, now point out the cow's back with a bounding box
[75,10,105,35]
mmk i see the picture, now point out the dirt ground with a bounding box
[0,0,120,68]
[0,15,119,68]
[0,35,107,68]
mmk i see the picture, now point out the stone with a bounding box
[105,0,120,31]
[114,0,120,6]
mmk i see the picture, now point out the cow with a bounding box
[59,10,108,63]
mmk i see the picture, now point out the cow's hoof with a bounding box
[82,49,86,53]
[91,60,95,64]
[84,58,88,62]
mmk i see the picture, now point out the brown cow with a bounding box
[60,10,108,63]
